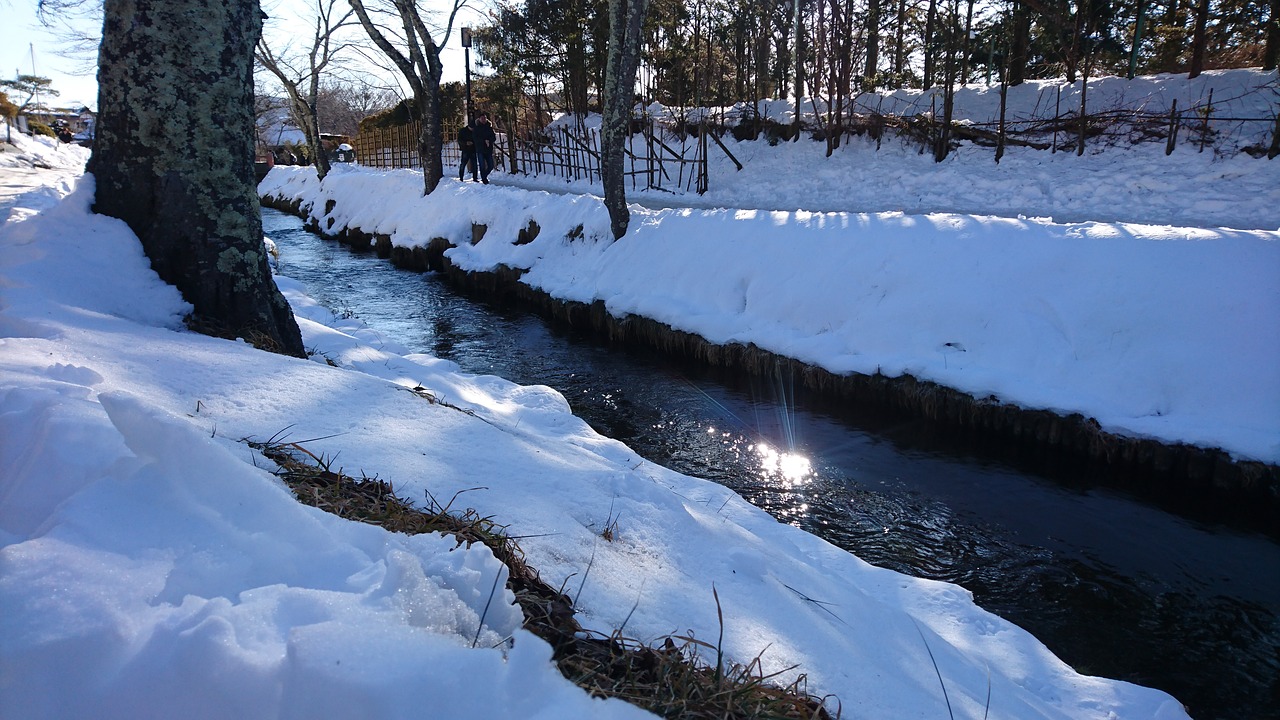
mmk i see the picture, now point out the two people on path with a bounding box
[457,112,497,184]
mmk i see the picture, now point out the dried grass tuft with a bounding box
[248,434,837,719]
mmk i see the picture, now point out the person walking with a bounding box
[474,112,496,184]
[457,117,477,181]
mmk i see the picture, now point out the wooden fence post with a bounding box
[1269,110,1280,159]
[995,68,1008,164]
[1198,88,1213,153]
[1165,99,1179,155]
[698,126,709,194]
[1052,84,1061,153]
[1077,73,1088,157]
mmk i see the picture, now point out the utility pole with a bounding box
[29,45,41,119]
[461,27,473,122]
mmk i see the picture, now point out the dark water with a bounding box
[263,208,1280,720]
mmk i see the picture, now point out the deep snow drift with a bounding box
[0,129,1193,717]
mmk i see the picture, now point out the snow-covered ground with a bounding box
[0,111,1205,717]
[527,68,1280,230]
[0,132,86,222]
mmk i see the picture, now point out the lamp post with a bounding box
[461,27,473,123]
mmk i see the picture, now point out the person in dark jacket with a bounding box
[473,112,496,184]
[457,118,477,181]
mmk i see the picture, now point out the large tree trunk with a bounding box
[1267,0,1280,70]
[923,0,938,89]
[1008,2,1031,86]
[893,0,907,83]
[90,0,304,357]
[566,0,591,118]
[864,0,881,88]
[1187,0,1210,77]
[416,72,445,195]
[601,0,650,240]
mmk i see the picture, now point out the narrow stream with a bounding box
[264,207,1280,720]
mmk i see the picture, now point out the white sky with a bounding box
[0,0,485,111]
[0,0,99,108]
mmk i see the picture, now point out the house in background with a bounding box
[255,97,352,171]
[15,102,96,145]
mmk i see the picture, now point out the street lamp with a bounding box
[461,27,473,123]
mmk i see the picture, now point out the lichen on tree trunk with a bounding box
[90,0,305,357]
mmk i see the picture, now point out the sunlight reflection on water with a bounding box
[753,444,813,487]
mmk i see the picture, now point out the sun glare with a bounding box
[752,444,813,487]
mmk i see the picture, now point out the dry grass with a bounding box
[249,435,837,720]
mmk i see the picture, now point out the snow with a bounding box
[4,69,1272,719]
[538,68,1280,230]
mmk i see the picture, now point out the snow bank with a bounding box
[262,165,1280,465]
[0,130,89,223]
[0,130,89,172]
[532,69,1280,230]
[1,165,1190,719]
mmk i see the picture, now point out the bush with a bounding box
[0,91,17,120]
[28,120,55,137]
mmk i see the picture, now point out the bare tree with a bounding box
[90,0,305,357]
[600,0,650,239]
[257,0,355,180]
[316,80,401,136]
[347,0,468,195]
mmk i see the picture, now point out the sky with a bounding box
[0,0,99,108]
[0,0,483,111]
[0,127,1203,720]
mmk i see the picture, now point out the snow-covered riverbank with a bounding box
[0,133,1193,718]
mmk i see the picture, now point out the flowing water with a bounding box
[264,207,1280,720]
